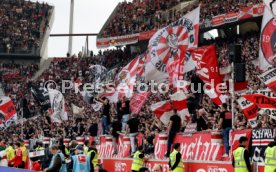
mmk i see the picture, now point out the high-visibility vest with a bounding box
[49,153,67,172]
[72,154,91,172]
[131,151,144,171]
[169,150,184,172]
[265,146,276,172]
[65,147,70,155]
[5,146,15,161]
[87,149,98,167]
[233,147,249,172]
[35,147,44,151]
[20,146,27,162]
[83,146,89,155]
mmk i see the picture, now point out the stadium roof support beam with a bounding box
[68,0,74,55]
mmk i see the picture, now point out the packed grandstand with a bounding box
[0,0,276,171]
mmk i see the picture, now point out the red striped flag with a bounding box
[150,101,174,125]
[170,91,190,121]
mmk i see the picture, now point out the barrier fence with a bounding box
[21,128,276,171]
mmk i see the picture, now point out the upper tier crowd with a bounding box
[100,0,262,38]
[0,0,52,54]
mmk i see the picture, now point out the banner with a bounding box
[48,89,67,123]
[145,7,200,81]
[237,97,258,127]
[96,34,139,48]
[189,45,222,105]
[252,128,276,163]
[31,86,51,111]
[263,0,276,16]
[258,6,275,70]
[230,129,252,159]
[0,96,17,129]
[130,92,150,114]
[258,68,276,93]
[243,93,276,109]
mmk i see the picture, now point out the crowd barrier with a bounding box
[21,128,276,171]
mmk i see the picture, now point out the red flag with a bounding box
[258,68,276,94]
[237,97,258,127]
[130,92,150,114]
[243,93,276,109]
[150,101,174,125]
[170,91,190,121]
[0,96,17,129]
[189,45,223,105]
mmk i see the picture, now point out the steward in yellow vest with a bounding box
[131,146,148,172]
[264,137,276,172]
[35,141,45,151]
[87,141,98,172]
[169,143,184,172]
[232,136,251,172]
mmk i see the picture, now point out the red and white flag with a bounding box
[150,101,174,125]
[189,45,223,105]
[243,93,276,109]
[116,56,140,84]
[258,68,276,94]
[237,97,258,127]
[130,92,150,114]
[258,6,275,70]
[0,96,17,129]
[145,7,200,81]
[263,0,276,16]
[48,89,67,123]
[170,91,190,121]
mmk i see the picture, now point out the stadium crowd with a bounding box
[100,0,262,38]
[0,0,51,53]
[0,0,272,171]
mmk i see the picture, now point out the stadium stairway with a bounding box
[32,58,53,80]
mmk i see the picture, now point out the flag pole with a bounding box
[231,62,235,128]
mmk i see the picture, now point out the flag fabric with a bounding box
[258,68,276,93]
[237,97,258,128]
[72,104,84,115]
[130,92,150,114]
[100,91,119,103]
[243,93,276,109]
[150,101,174,125]
[48,89,67,123]
[170,91,190,121]
[263,0,276,16]
[0,96,17,129]
[31,86,51,111]
[145,7,200,81]
[258,6,275,71]
[89,65,106,82]
[92,101,103,112]
[189,45,223,105]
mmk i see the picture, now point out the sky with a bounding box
[36,0,124,57]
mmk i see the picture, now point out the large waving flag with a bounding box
[48,89,67,123]
[145,7,200,81]
[170,91,190,121]
[0,96,17,129]
[258,6,275,70]
[150,101,174,125]
[263,0,276,16]
[189,45,223,105]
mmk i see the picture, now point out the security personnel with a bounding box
[83,140,89,155]
[44,145,67,172]
[35,141,45,151]
[232,136,251,172]
[5,141,15,163]
[169,143,183,172]
[19,139,28,168]
[69,145,91,172]
[131,146,148,172]
[87,141,98,172]
[264,137,276,172]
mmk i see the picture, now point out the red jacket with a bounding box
[31,161,41,171]
[8,148,23,167]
